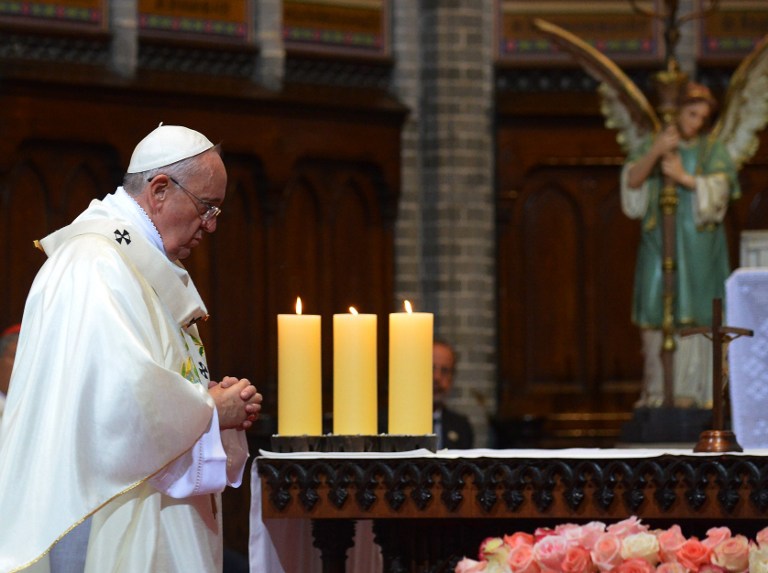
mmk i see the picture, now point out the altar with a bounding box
[250,447,768,572]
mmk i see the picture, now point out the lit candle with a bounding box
[388,300,433,435]
[277,297,322,436]
[333,306,377,435]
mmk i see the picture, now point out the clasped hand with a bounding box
[651,125,680,157]
[660,152,694,187]
[652,126,694,188]
[208,376,263,431]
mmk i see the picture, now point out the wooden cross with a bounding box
[680,298,753,450]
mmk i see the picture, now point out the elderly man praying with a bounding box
[0,124,262,573]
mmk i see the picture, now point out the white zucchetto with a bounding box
[127,123,214,174]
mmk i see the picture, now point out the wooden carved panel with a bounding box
[698,1,768,62]
[498,163,642,415]
[496,0,663,65]
[196,154,270,389]
[497,103,646,444]
[0,140,121,325]
[265,159,395,415]
[138,0,252,43]
[283,0,389,57]
[727,157,768,264]
[0,0,108,31]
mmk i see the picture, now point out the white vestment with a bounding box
[0,190,248,573]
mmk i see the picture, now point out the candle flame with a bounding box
[404,300,413,313]
[349,306,358,315]
[296,297,302,315]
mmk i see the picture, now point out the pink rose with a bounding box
[590,533,623,572]
[698,565,728,573]
[455,557,487,572]
[756,527,768,548]
[711,534,749,572]
[656,564,688,573]
[555,523,583,543]
[613,557,655,573]
[561,545,595,573]
[555,521,606,552]
[704,527,732,549]
[532,534,569,573]
[505,531,535,548]
[657,525,687,563]
[677,538,712,571]
[607,516,648,539]
[578,521,608,551]
[534,527,557,542]
[507,544,541,573]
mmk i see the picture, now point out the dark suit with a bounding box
[377,406,474,449]
[436,406,474,449]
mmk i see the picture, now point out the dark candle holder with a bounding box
[270,434,438,453]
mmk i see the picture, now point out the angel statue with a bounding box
[533,14,768,410]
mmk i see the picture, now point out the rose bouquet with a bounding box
[455,516,768,572]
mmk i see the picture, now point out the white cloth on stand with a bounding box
[726,268,768,448]
[249,472,298,573]
[249,460,383,573]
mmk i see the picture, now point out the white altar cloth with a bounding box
[726,268,768,449]
[256,446,768,460]
[249,447,768,572]
[250,462,383,573]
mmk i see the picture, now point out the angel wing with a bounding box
[710,33,768,170]
[532,18,661,155]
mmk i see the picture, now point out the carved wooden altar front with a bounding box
[256,451,768,572]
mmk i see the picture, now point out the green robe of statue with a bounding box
[624,135,741,329]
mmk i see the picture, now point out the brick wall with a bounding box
[391,0,424,310]
[391,0,496,447]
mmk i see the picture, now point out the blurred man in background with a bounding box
[433,340,474,449]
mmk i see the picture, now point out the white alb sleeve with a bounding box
[149,408,249,497]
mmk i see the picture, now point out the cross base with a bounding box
[694,429,743,453]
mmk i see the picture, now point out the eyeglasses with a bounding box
[149,175,222,222]
[169,176,222,222]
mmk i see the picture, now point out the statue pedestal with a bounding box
[619,406,711,444]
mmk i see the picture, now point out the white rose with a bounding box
[750,545,768,573]
[621,532,660,565]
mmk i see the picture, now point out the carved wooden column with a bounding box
[372,521,411,573]
[311,519,355,573]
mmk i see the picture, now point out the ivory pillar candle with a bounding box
[388,301,433,435]
[333,307,377,435]
[277,297,322,436]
